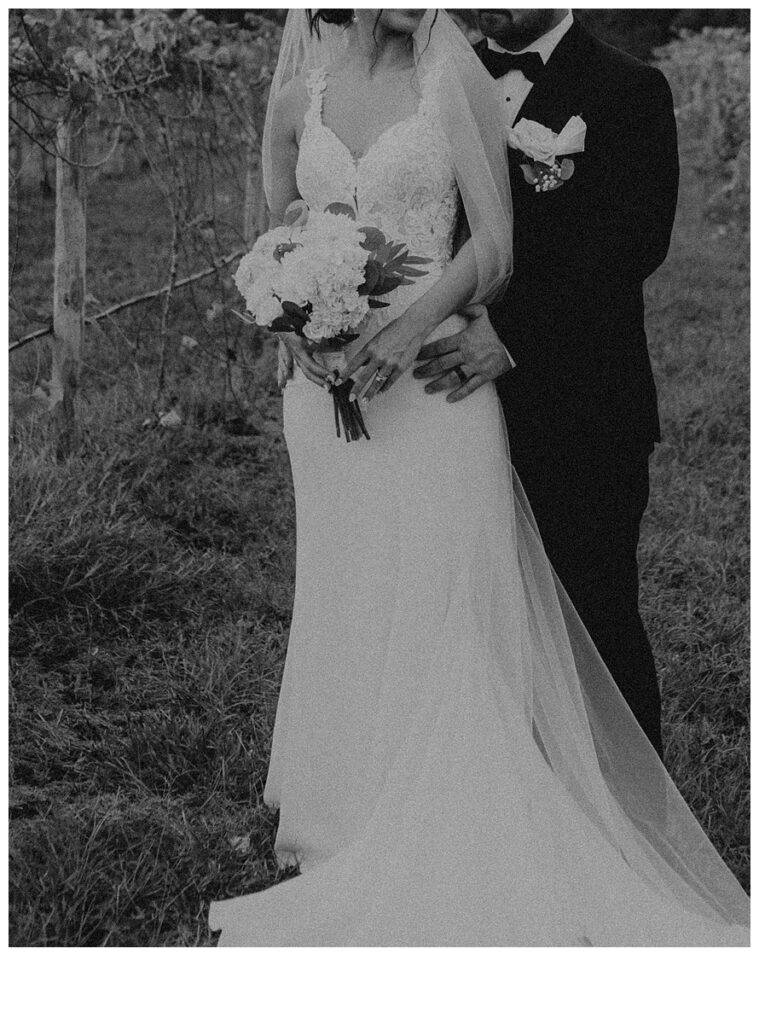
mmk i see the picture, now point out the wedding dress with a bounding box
[209,64,749,946]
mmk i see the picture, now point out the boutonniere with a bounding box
[508,116,587,192]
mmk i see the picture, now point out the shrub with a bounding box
[656,31,748,178]
[655,28,749,231]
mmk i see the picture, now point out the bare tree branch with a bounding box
[9,250,246,354]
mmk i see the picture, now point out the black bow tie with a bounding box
[477,42,545,83]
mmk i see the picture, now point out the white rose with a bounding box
[509,116,587,165]
[509,118,559,164]
[555,115,587,156]
[304,307,341,342]
[255,294,284,327]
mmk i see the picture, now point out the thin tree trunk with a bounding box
[15,97,46,191]
[243,146,268,245]
[10,99,22,183]
[156,210,180,403]
[51,101,87,457]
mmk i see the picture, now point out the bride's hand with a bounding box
[278,334,333,390]
[341,315,427,403]
[277,339,294,391]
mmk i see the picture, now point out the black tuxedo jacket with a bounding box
[480,23,679,463]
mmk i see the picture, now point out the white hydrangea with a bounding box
[255,295,284,327]
[302,211,365,249]
[234,225,295,301]
[276,248,319,307]
[233,210,372,346]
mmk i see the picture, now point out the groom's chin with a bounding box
[478,9,555,50]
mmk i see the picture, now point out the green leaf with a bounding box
[372,278,403,296]
[283,200,309,227]
[269,316,294,333]
[325,202,356,219]
[368,298,391,309]
[281,301,308,324]
[386,242,406,261]
[359,261,381,295]
[359,227,386,251]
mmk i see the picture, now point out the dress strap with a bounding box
[304,67,327,127]
[418,64,442,118]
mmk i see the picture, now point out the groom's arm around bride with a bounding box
[416,10,679,756]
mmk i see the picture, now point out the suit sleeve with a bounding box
[588,67,679,283]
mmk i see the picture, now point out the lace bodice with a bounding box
[296,66,459,279]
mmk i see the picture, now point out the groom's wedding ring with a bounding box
[454,366,469,384]
[374,371,389,384]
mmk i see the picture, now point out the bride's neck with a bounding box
[346,15,415,76]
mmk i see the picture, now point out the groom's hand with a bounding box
[413,305,514,402]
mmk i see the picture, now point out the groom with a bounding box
[414,9,679,757]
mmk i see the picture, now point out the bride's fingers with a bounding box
[299,349,330,378]
[300,363,332,388]
[363,366,393,402]
[294,353,332,389]
[361,377,383,403]
[277,343,294,390]
[297,349,333,388]
[366,358,404,401]
[377,365,404,396]
[349,360,381,401]
[342,345,372,382]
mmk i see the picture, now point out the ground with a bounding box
[8,155,749,945]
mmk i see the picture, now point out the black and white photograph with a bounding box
[7,2,750,961]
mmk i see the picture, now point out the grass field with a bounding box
[8,152,749,944]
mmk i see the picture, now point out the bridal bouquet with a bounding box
[234,201,431,441]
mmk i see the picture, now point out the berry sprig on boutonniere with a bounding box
[508,116,587,193]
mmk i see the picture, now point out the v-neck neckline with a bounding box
[316,69,426,168]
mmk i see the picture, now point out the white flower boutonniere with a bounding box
[508,115,587,192]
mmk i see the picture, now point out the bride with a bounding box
[209,9,749,945]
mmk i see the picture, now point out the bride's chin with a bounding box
[377,9,426,36]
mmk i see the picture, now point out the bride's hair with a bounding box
[307,10,435,66]
[307,10,354,38]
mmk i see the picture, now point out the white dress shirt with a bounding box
[488,10,574,127]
